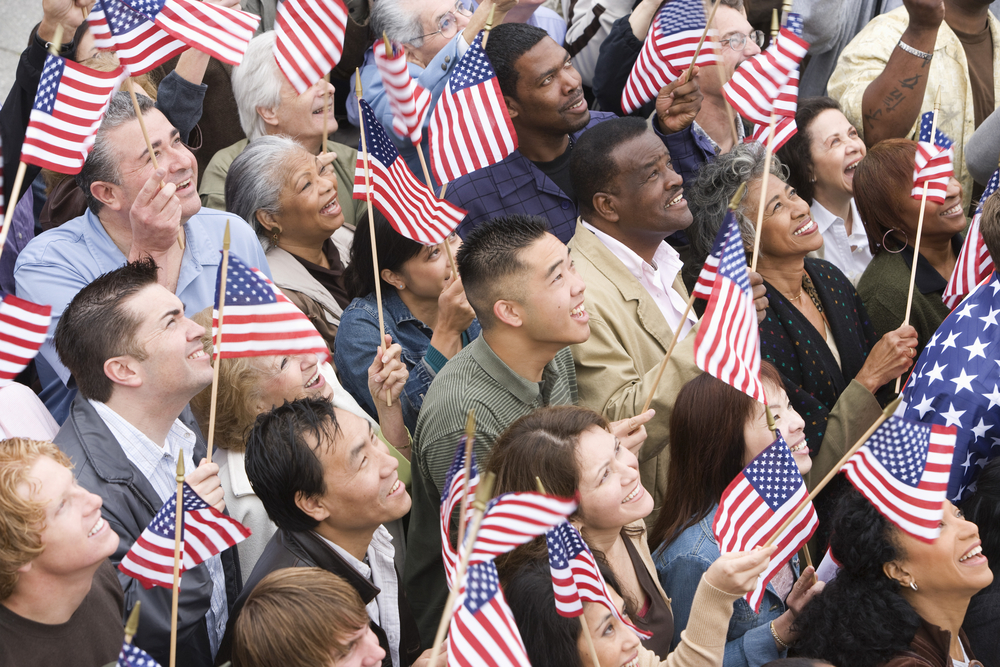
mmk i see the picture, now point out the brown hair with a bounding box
[649,362,783,551]
[979,188,1000,265]
[189,308,268,452]
[0,439,73,599]
[232,567,370,667]
[852,139,918,256]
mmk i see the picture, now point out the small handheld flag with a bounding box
[121,0,259,66]
[0,293,51,388]
[943,167,998,308]
[375,38,432,144]
[912,111,954,205]
[88,0,188,75]
[273,0,348,94]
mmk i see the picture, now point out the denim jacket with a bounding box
[334,291,481,432]
[653,507,797,667]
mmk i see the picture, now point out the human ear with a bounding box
[493,299,523,328]
[294,490,331,523]
[104,356,142,389]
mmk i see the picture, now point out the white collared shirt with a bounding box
[810,198,872,286]
[582,221,697,339]
[322,526,401,667]
[90,400,230,657]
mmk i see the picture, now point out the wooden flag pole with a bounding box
[206,220,231,462]
[124,601,141,645]
[895,87,943,395]
[762,397,902,548]
[127,78,184,250]
[322,72,331,153]
[681,0,722,83]
[480,4,497,49]
[455,410,477,554]
[718,60,740,148]
[357,71,392,407]
[639,183,746,414]
[749,9,781,274]
[169,456,185,667]
[429,472,497,667]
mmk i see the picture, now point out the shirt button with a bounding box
[561,202,570,209]
[442,63,448,70]
[445,56,451,63]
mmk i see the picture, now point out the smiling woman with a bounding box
[226,135,352,353]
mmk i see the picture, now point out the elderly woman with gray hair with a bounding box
[685,143,916,451]
[226,135,352,351]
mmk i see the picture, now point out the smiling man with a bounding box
[0,437,124,667]
[52,259,240,667]
[217,397,424,667]
[14,92,269,424]
[567,117,704,525]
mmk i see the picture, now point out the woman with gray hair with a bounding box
[685,143,916,451]
[226,135,352,351]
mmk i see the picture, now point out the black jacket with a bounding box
[216,527,422,667]
[55,394,241,667]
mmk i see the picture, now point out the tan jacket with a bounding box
[569,222,702,525]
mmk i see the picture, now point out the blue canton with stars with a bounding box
[448,33,496,94]
[358,99,402,168]
[33,56,66,115]
[463,561,501,614]
[743,433,803,511]
[712,210,752,293]
[902,272,1000,499]
[918,111,953,150]
[546,522,587,570]
[656,0,708,36]
[101,0,147,35]
[785,12,804,37]
[148,484,210,541]
[217,254,276,308]
[441,438,476,505]
[865,418,931,487]
[117,643,163,667]
[123,0,167,21]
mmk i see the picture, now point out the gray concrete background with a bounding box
[0,2,43,99]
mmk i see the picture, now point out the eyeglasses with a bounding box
[413,1,473,43]
[719,30,766,51]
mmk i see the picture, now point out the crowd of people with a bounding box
[2,0,1000,666]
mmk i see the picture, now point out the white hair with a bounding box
[231,32,284,141]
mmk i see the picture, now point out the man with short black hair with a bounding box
[15,91,268,423]
[447,22,703,243]
[217,397,423,667]
[53,259,239,667]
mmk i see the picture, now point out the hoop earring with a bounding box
[881,228,908,254]
[909,581,918,591]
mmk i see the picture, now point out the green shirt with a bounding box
[404,336,578,645]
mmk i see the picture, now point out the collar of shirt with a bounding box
[581,220,697,336]
[470,336,551,406]
[691,114,745,154]
[89,400,197,503]
[810,198,866,244]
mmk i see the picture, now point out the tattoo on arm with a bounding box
[899,75,921,90]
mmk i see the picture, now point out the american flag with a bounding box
[621,0,719,114]
[693,209,767,404]
[88,0,188,75]
[912,111,954,204]
[119,482,250,589]
[723,23,808,127]
[0,293,52,387]
[840,416,956,542]
[117,642,162,667]
[273,0,348,94]
[428,32,517,185]
[546,521,651,637]
[21,55,125,175]
[747,69,799,151]
[901,272,1000,500]
[121,0,259,66]
[448,560,530,667]
[441,437,479,587]
[355,99,466,245]
[943,167,998,308]
[375,40,432,144]
[713,432,818,612]
[212,252,329,360]
[466,492,578,564]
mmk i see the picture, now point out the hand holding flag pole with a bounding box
[681,0,722,83]
[169,457,184,667]
[356,71,391,407]
[896,87,942,394]
[430,472,497,667]
[749,9,780,274]
[763,396,902,548]
[205,220,230,462]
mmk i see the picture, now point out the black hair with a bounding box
[455,214,549,329]
[570,116,651,216]
[344,209,424,299]
[762,660,833,667]
[792,488,920,667]
[775,96,843,205]
[961,457,1000,577]
[54,258,159,402]
[244,397,342,532]
[484,23,549,100]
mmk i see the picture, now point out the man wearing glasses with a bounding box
[352,0,517,184]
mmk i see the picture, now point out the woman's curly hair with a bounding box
[792,488,921,667]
